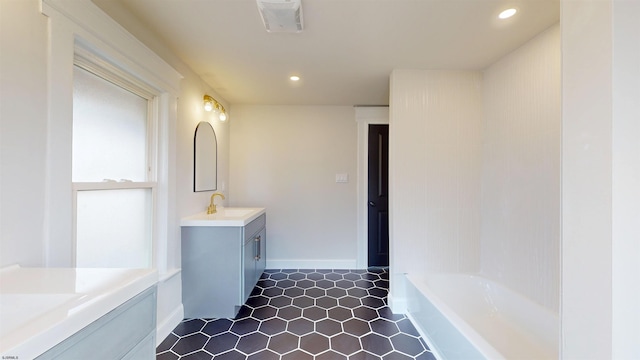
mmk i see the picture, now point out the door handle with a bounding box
[254,235,261,260]
[369,201,376,207]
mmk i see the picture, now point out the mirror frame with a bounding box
[193,121,217,192]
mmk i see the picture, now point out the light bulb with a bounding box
[499,8,517,19]
[204,101,213,112]
[219,112,227,121]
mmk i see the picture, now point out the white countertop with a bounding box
[0,265,157,359]
[180,207,266,227]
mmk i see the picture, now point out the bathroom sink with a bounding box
[180,207,265,227]
[219,208,254,217]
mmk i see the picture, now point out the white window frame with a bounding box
[42,0,181,273]
[71,53,158,267]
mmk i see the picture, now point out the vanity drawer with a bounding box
[244,213,266,241]
[36,286,157,360]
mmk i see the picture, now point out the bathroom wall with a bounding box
[481,24,561,311]
[229,105,358,269]
[0,0,229,343]
[562,0,640,357]
[389,26,561,312]
[388,70,483,304]
[0,0,49,267]
[91,0,231,223]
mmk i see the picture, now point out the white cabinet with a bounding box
[182,213,266,318]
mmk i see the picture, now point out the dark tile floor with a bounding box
[156,268,436,360]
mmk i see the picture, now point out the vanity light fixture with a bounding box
[203,94,228,121]
[498,8,517,19]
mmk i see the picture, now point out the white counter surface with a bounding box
[0,265,157,359]
[180,207,266,227]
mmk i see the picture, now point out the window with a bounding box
[42,0,180,270]
[72,61,156,268]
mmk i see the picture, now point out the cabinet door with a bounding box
[242,237,255,304]
[255,228,267,282]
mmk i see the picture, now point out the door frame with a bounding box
[355,106,389,269]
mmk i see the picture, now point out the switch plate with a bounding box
[335,173,349,183]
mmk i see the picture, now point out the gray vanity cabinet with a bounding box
[243,226,266,300]
[182,213,266,319]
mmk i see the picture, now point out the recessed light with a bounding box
[290,75,300,81]
[499,8,517,19]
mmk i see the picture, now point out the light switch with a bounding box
[335,173,349,183]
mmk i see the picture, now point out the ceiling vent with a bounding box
[256,0,304,33]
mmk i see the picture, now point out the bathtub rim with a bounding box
[406,273,506,360]
[0,265,158,359]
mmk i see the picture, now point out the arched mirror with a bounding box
[194,121,217,192]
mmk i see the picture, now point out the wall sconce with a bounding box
[203,94,227,121]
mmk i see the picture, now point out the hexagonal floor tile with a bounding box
[370,318,399,337]
[305,287,326,298]
[316,296,339,309]
[202,318,233,336]
[259,317,288,336]
[281,349,313,360]
[251,305,278,320]
[338,296,361,309]
[390,333,426,356]
[300,333,330,355]
[361,333,393,357]
[247,349,280,360]
[287,318,315,336]
[353,306,379,322]
[236,332,269,355]
[316,350,348,360]
[326,287,348,298]
[343,318,371,337]
[302,306,327,321]
[172,319,206,336]
[316,318,343,337]
[269,295,293,308]
[159,268,430,360]
[230,318,260,335]
[331,332,361,356]
[278,305,302,320]
[267,332,299,354]
[283,287,305,298]
[292,295,315,308]
[204,332,239,355]
[245,295,270,308]
[327,306,352,322]
[171,333,209,355]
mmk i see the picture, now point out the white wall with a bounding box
[0,0,49,267]
[389,70,483,307]
[0,0,231,344]
[92,0,231,224]
[481,24,561,312]
[562,0,640,358]
[229,106,357,269]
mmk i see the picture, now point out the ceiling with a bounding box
[97,0,559,106]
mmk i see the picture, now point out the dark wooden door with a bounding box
[368,124,389,267]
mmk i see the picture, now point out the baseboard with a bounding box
[388,291,407,314]
[156,304,183,346]
[266,259,359,270]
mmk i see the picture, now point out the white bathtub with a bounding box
[0,265,157,359]
[405,273,558,360]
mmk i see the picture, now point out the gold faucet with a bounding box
[207,192,225,214]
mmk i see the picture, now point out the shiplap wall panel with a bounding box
[390,70,483,283]
[481,24,561,312]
